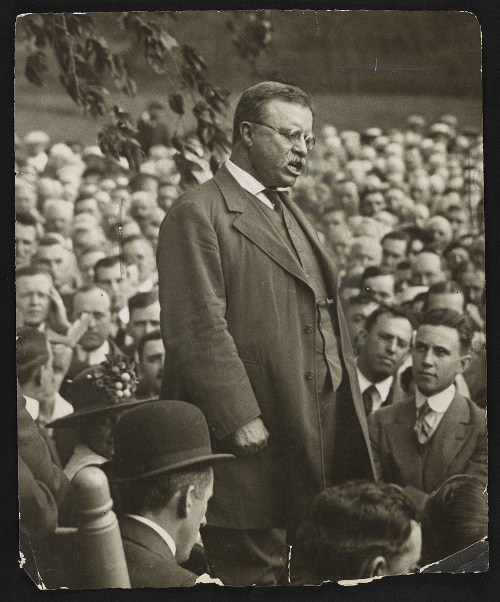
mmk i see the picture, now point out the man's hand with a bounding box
[49,287,71,334]
[229,417,269,458]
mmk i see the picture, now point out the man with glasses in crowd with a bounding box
[157,81,374,585]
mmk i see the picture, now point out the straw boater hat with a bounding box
[48,355,153,429]
[103,400,234,483]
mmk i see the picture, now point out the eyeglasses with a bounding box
[250,121,315,151]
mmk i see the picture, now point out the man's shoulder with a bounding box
[372,398,415,425]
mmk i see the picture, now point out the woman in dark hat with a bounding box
[48,355,153,481]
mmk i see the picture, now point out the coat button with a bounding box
[305,370,315,380]
[304,325,314,334]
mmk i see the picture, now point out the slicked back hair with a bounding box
[419,308,473,353]
[232,81,315,144]
[364,304,415,333]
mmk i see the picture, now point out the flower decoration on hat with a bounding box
[85,354,138,404]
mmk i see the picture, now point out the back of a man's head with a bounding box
[294,480,420,583]
[16,326,50,387]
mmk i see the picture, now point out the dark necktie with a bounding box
[362,383,380,416]
[414,400,437,445]
[264,189,284,212]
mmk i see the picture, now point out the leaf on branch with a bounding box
[182,45,207,74]
[168,92,185,115]
[25,51,48,87]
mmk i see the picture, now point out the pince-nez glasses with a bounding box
[250,121,315,151]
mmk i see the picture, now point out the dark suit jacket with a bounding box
[119,516,197,588]
[384,373,407,407]
[368,392,487,499]
[157,165,374,530]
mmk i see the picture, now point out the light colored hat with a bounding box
[24,130,50,146]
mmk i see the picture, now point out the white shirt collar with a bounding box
[225,159,288,210]
[415,383,456,413]
[356,365,394,403]
[77,339,110,365]
[125,514,176,557]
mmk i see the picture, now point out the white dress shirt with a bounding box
[124,514,177,557]
[415,383,456,432]
[356,366,394,413]
[76,339,110,365]
[225,159,287,210]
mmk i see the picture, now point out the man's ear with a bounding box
[34,365,43,387]
[458,353,472,374]
[176,485,195,520]
[367,555,387,578]
[240,122,254,148]
[357,328,367,350]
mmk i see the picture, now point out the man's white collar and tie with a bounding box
[413,384,455,444]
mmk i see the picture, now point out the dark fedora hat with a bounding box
[103,400,234,483]
[48,355,153,428]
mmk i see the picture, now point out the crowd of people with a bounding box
[16,85,487,588]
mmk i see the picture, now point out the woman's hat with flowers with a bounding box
[48,355,154,428]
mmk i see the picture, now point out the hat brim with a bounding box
[102,453,235,484]
[47,397,157,429]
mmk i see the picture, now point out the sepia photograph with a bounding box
[13,9,488,590]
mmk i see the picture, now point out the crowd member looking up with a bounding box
[136,330,165,399]
[43,199,74,241]
[394,261,413,295]
[346,236,382,275]
[369,309,487,510]
[104,400,234,587]
[122,235,157,291]
[356,306,413,415]
[126,291,160,357]
[76,250,106,288]
[344,294,379,353]
[292,481,421,583]
[15,212,39,268]
[424,215,453,254]
[410,251,447,287]
[34,235,77,296]
[381,230,410,270]
[361,266,396,306]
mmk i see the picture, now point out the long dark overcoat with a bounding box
[157,165,374,530]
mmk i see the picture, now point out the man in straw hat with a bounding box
[103,400,234,588]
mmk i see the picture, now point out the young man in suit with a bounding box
[368,308,487,510]
[103,400,233,588]
[356,306,414,415]
[157,81,374,585]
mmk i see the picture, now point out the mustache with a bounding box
[276,150,308,169]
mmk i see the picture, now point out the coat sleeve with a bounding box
[157,197,262,440]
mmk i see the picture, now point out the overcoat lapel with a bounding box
[425,393,471,487]
[214,166,312,286]
[386,400,424,490]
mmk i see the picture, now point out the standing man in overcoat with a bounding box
[157,81,375,585]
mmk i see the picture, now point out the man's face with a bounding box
[158,185,179,212]
[444,246,469,272]
[35,244,71,289]
[384,520,422,576]
[363,275,395,305]
[177,469,214,564]
[395,267,412,294]
[123,239,155,284]
[362,192,386,217]
[461,272,485,305]
[346,301,379,347]
[78,251,106,287]
[139,338,165,395]
[128,302,161,347]
[411,253,445,287]
[426,217,452,252]
[15,223,37,267]
[16,274,52,327]
[44,205,73,237]
[382,239,407,269]
[358,314,412,382]
[412,324,470,397]
[245,100,313,189]
[73,289,112,350]
[349,242,381,270]
[447,209,468,239]
[95,263,130,312]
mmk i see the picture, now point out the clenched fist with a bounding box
[228,417,269,458]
